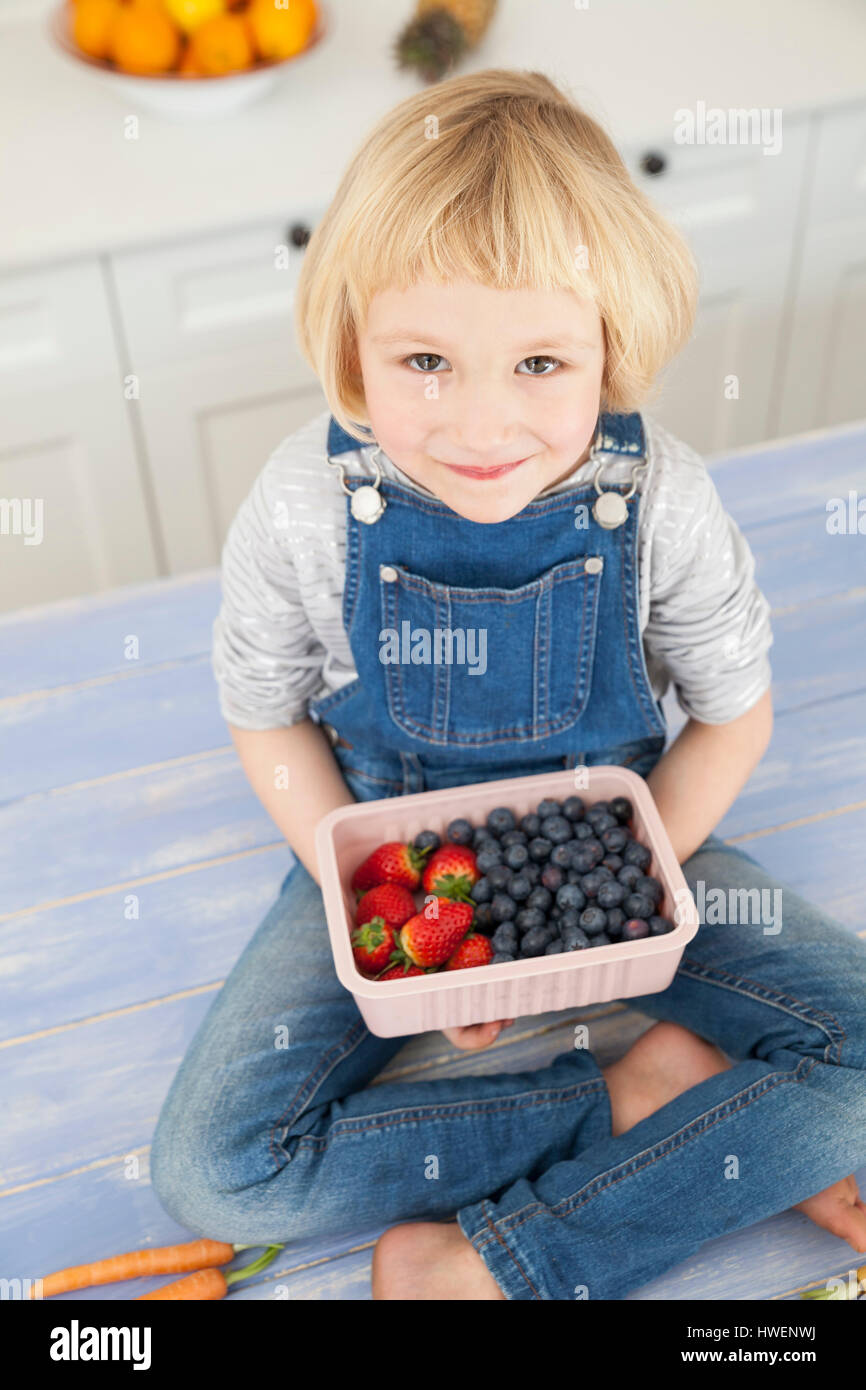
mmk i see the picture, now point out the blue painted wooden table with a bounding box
[2,420,864,1301]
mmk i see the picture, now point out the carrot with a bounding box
[135,1243,283,1301]
[137,1268,227,1301]
[31,1238,235,1298]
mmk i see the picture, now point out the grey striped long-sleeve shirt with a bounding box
[212,408,773,730]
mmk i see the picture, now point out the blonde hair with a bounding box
[294,68,698,443]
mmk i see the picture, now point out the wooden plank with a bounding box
[0,659,228,802]
[709,420,866,528]
[0,571,219,698]
[0,854,284,1043]
[3,581,865,805]
[2,696,864,1031]
[0,752,280,916]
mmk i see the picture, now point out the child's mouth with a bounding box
[440,457,530,480]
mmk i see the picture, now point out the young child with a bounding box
[150,70,866,1301]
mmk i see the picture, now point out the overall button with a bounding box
[379,564,398,582]
[585,556,604,574]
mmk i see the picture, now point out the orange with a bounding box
[109,4,182,73]
[72,0,121,59]
[188,13,254,73]
[247,0,316,62]
[177,44,202,75]
[163,0,225,34]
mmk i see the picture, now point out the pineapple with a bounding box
[395,0,498,83]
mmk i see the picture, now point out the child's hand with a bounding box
[442,1020,515,1051]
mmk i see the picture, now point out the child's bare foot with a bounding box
[794,1175,866,1254]
[603,1020,732,1136]
[372,1220,505,1300]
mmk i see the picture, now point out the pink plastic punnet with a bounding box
[315,766,700,1037]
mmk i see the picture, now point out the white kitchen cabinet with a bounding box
[109,221,327,572]
[624,118,810,455]
[776,102,866,436]
[0,260,158,612]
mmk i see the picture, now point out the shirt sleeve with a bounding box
[211,459,326,730]
[642,445,774,726]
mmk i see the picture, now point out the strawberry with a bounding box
[376,962,427,981]
[444,933,495,971]
[351,918,397,976]
[397,898,474,969]
[421,844,478,901]
[355,883,417,931]
[350,840,430,893]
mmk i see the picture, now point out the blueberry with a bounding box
[617,863,644,889]
[536,798,562,819]
[649,915,675,936]
[472,825,493,847]
[582,865,614,891]
[524,862,542,885]
[520,812,542,837]
[609,796,634,824]
[414,828,440,853]
[583,839,605,866]
[590,931,612,947]
[491,951,516,964]
[561,925,591,950]
[471,875,493,903]
[605,907,626,937]
[521,925,551,956]
[567,868,583,884]
[545,939,566,954]
[556,882,585,911]
[540,815,573,845]
[446,817,474,845]
[527,885,553,912]
[579,905,608,936]
[586,810,617,833]
[528,837,553,862]
[487,864,511,891]
[562,795,585,821]
[501,829,528,848]
[473,834,500,856]
[491,923,519,953]
[550,842,574,868]
[570,846,597,875]
[622,917,650,941]
[476,847,503,874]
[540,862,565,892]
[636,874,664,905]
[596,879,628,909]
[622,840,652,871]
[508,873,532,902]
[504,843,529,871]
[487,806,516,836]
[624,893,656,920]
[601,826,629,852]
[515,906,546,933]
[601,854,624,873]
[572,821,596,841]
[474,902,495,933]
[491,893,517,923]
[558,907,581,931]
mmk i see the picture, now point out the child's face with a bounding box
[357,277,604,524]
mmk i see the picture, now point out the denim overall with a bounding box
[309,411,666,799]
[151,412,866,1301]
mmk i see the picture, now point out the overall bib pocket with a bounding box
[377,557,602,747]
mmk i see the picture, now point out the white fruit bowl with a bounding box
[47,1,329,119]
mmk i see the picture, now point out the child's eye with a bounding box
[404,353,449,372]
[516,356,563,375]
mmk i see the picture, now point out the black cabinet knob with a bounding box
[639,151,667,177]
[287,221,312,248]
